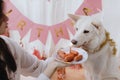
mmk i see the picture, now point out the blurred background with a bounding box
[3,0,120,80]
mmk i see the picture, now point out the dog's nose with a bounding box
[71,40,77,45]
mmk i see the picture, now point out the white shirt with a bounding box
[0,35,50,80]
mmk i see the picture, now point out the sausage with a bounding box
[64,54,74,62]
[74,55,83,61]
[57,50,66,59]
[58,49,82,62]
[70,50,78,56]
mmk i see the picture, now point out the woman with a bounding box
[0,0,70,80]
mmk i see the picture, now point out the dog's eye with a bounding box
[76,28,78,31]
[83,30,89,33]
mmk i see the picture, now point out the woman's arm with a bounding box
[0,36,50,79]
[1,36,71,80]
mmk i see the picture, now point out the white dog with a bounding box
[69,13,120,80]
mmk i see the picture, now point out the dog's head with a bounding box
[69,13,106,51]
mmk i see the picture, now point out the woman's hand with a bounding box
[43,57,71,78]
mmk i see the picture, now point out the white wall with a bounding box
[102,0,120,55]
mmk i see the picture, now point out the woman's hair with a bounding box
[0,1,16,79]
[0,37,17,79]
[0,0,4,26]
[0,0,4,16]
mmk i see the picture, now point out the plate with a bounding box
[54,47,88,64]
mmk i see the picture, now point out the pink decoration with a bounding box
[4,0,32,38]
[75,0,102,15]
[4,0,102,44]
[50,22,70,44]
[65,19,76,35]
[30,25,49,44]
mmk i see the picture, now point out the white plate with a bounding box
[54,47,88,64]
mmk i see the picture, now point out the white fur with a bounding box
[69,13,120,80]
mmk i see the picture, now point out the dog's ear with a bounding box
[91,22,99,29]
[68,14,80,23]
[91,12,103,30]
